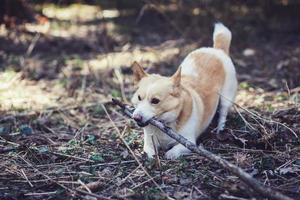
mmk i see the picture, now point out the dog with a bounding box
[131,23,237,159]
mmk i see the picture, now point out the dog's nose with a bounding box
[133,113,143,122]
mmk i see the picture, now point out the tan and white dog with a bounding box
[131,23,237,159]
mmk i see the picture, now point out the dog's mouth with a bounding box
[136,120,150,127]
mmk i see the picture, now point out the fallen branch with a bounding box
[111,98,293,200]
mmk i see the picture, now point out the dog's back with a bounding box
[180,23,237,134]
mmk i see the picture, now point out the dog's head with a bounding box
[131,62,182,126]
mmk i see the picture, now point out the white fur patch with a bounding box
[178,93,200,140]
[160,111,178,123]
[213,23,232,43]
[181,56,198,77]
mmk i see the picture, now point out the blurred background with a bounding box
[0,0,299,113]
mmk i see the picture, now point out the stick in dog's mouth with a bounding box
[136,121,149,127]
[111,98,150,127]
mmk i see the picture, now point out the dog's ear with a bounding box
[171,66,181,87]
[132,61,147,83]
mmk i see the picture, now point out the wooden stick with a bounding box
[111,98,293,200]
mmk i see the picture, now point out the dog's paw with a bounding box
[212,128,229,141]
[165,145,190,160]
[143,147,155,159]
[215,122,226,134]
[165,149,181,160]
[212,125,224,134]
[142,152,153,160]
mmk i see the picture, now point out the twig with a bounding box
[101,104,173,200]
[290,86,300,93]
[75,188,111,200]
[24,191,57,196]
[234,104,298,138]
[77,179,92,193]
[233,106,256,131]
[111,98,293,200]
[218,92,298,138]
[26,33,41,56]
[118,165,141,186]
[219,194,249,200]
[14,155,107,200]
[152,135,162,169]
[131,174,161,190]
[50,152,94,163]
[21,169,33,187]
[79,160,136,168]
[0,146,17,153]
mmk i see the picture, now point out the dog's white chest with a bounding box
[177,95,201,140]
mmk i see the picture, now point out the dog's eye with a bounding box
[151,98,160,104]
[138,95,142,101]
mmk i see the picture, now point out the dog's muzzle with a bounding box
[132,113,150,127]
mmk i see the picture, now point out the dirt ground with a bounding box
[0,1,299,200]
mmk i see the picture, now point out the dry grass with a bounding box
[0,103,299,199]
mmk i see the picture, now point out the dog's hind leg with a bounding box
[217,77,237,134]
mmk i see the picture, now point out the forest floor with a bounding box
[0,2,299,200]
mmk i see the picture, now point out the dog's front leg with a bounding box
[143,130,158,159]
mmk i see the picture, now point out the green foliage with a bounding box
[145,188,163,200]
[37,146,49,153]
[275,94,288,101]
[111,89,121,98]
[124,131,139,145]
[19,124,33,135]
[0,126,10,135]
[291,93,300,104]
[239,82,251,90]
[293,137,300,145]
[89,152,104,162]
[0,70,17,82]
[295,159,300,166]
[69,55,85,70]
[59,77,68,88]
[177,157,189,174]
[68,138,80,146]
[58,139,81,154]
[85,134,97,145]
[266,104,275,112]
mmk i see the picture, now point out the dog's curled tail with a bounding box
[213,23,232,55]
